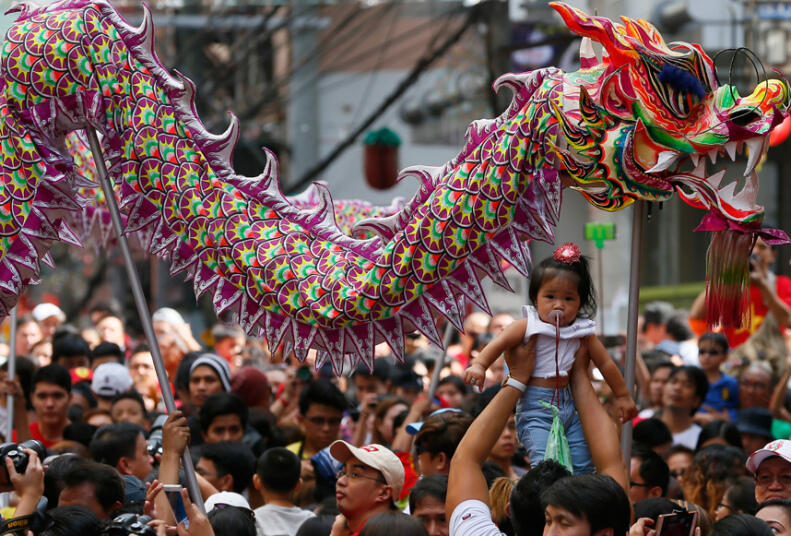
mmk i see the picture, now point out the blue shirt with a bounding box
[700,373,739,421]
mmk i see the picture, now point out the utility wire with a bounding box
[287,6,479,194]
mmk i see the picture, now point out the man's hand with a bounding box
[176,488,214,536]
[6,449,44,516]
[504,335,536,385]
[330,514,352,536]
[162,411,190,457]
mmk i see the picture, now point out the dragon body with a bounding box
[0,1,787,369]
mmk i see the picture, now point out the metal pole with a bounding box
[598,249,605,335]
[620,201,644,462]
[84,128,205,512]
[428,323,456,400]
[6,307,16,442]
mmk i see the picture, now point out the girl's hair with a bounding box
[358,512,428,536]
[712,513,773,536]
[695,420,743,451]
[489,476,515,536]
[699,332,729,353]
[528,254,596,318]
[681,445,747,518]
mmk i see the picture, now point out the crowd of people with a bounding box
[0,238,791,535]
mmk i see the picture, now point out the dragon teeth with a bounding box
[693,158,706,177]
[732,170,759,207]
[645,151,679,173]
[744,136,764,176]
[706,170,726,189]
[690,154,701,167]
[724,141,737,161]
[708,150,718,165]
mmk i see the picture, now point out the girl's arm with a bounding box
[587,335,638,423]
[463,319,527,386]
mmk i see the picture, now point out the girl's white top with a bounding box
[522,305,597,378]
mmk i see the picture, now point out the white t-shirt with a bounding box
[672,424,702,450]
[254,504,316,536]
[449,499,504,536]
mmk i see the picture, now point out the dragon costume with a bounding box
[0,1,787,370]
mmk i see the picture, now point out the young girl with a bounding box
[463,243,637,474]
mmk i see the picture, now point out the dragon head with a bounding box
[550,2,790,225]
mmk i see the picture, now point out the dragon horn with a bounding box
[549,2,639,67]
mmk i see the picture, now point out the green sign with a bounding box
[585,222,615,249]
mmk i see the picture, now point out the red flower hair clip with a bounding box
[553,243,582,264]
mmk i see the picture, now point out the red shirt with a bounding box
[29,421,59,448]
[725,276,791,347]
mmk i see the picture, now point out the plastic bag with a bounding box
[539,400,574,474]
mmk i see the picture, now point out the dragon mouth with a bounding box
[668,136,769,222]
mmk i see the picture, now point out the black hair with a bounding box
[632,446,670,496]
[70,382,97,409]
[358,512,428,536]
[642,302,674,330]
[89,302,122,321]
[111,391,147,416]
[726,476,758,516]
[700,331,730,354]
[296,516,335,536]
[90,342,124,365]
[39,506,103,536]
[256,446,301,494]
[63,422,98,448]
[32,363,71,394]
[175,351,202,393]
[633,418,673,449]
[129,344,151,356]
[528,251,596,318]
[666,312,693,342]
[352,358,391,382]
[482,461,506,489]
[437,375,468,396]
[758,497,791,519]
[43,454,84,509]
[298,378,348,415]
[61,459,125,514]
[711,513,772,536]
[199,392,249,433]
[414,411,473,460]
[541,474,630,536]
[408,474,447,513]
[51,335,91,363]
[633,497,678,522]
[668,366,709,415]
[510,460,571,536]
[207,506,257,536]
[200,441,256,494]
[90,422,144,468]
[696,420,743,451]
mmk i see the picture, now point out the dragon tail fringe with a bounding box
[705,229,753,330]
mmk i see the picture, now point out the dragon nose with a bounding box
[729,108,762,126]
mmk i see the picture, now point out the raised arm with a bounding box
[770,354,791,423]
[447,339,534,517]
[463,319,526,386]
[588,336,637,423]
[569,350,629,494]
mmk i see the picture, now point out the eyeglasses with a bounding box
[336,468,387,485]
[755,473,791,488]
[669,470,685,479]
[306,416,343,427]
[716,503,732,512]
[698,349,723,355]
[629,481,652,488]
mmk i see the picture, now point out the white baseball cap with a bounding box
[330,441,405,503]
[746,439,791,473]
[204,491,251,512]
[32,303,65,323]
[91,363,134,398]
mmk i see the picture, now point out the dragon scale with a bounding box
[0,1,789,369]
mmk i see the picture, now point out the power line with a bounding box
[287,5,479,194]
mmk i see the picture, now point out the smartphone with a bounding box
[163,484,189,528]
[655,511,697,536]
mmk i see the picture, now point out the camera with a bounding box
[0,440,46,480]
[103,514,156,536]
[146,414,168,459]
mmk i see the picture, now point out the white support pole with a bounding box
[84,128,205,513]
[620,201,644,462]
[6,307,16,442]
